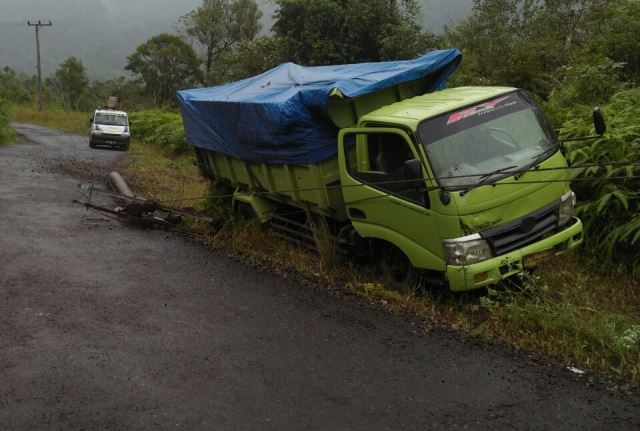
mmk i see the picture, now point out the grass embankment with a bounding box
[9,105,90,135]
[121,110,640,386]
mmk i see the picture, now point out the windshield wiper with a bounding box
[460,165,518,196]
[530,145,558,166]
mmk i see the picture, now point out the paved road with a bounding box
[1,123,639,430]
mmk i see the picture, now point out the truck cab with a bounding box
[338,87,584,291]
[89,109,130,151]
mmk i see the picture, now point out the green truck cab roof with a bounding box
[358,86,517,129]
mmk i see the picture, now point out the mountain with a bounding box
[0,0,471,81]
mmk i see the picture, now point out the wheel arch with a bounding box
[352,221,446,272]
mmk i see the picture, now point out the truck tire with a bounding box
[234,201,258,222]
[380,243,418,293]
[89,139,96,148]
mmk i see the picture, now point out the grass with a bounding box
[119,133,640,386]
[122,138,209,209]
[477,259,640,383]
[9,104,91,135]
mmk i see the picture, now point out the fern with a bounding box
[560,88,640,275]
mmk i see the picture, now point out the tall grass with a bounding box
[122,137,208,210]
[9,104,90,135]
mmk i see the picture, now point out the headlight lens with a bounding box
[443,234,493,265]
[558,190,576,226]
[93,126,102,134]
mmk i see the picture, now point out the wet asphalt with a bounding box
[0,123,639,430]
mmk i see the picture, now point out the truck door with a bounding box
[338,128,445,272]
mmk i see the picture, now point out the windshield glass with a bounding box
[95,113,128,126]
[418,91,557,190]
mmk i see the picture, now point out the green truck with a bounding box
[178,51,598,291]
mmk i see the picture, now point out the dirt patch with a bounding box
[30,155,111,184]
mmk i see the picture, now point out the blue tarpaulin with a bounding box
[177,49,461,165]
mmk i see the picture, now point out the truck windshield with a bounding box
[418,91,557,190]
[95,114,128,126]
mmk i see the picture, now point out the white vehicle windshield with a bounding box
[95,113,128,126]
[418,91,558,190]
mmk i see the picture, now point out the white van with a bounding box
[89,110,130,150]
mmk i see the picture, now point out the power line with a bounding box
[27,20,52,112]
[147,160,640,205]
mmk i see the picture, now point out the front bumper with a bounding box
[446,217,583,291]
[91,133,129,146]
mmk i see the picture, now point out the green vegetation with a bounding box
[179,0,263,84]
[9,105,90,135]
[123,138,208,208]
[126,34,202,108]
[561,89,640,274]
[478,262,640,383]
[50,57,91,112]
[0,98,16,144]
[128,111,187,154]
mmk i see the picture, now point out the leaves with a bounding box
[179,0,262,84]
[125,34,202,108]
[561,88,640,274]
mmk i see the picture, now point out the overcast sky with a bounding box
[0,0,471,80]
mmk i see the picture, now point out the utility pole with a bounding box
[27,20,52,112]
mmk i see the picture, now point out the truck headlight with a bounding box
[558,190,576,226]
[443,234,493,265]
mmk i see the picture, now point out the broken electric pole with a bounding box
[27,20,53,112]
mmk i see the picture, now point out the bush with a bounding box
[128,110,188,154]
[0,98,16,144]
[542,58,627,128]
[560,88,640,274]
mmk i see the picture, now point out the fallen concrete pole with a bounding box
[108,171,134,198]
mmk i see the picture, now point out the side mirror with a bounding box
[593,107,606,136]
[89,117,93,124]
[403,158,423,180]
[561,107,607,145]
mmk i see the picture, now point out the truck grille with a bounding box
[481,199,560,256]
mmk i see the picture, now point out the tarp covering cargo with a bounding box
[177,49,461,165]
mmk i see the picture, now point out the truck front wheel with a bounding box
[380,243,418,293]
[234,201,258,222]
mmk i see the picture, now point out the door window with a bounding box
[345,132,427,206]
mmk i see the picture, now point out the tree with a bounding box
[585,0,640,81]
[52,57,90,111]
[272,0,439,66]
[179,0,262,84]
[0,67,32,105]
[444,0,607,95]
[125,34,202,107]
[217,36,287,82]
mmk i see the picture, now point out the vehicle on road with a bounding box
[178,49,603,291]
[89,109,130,151]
